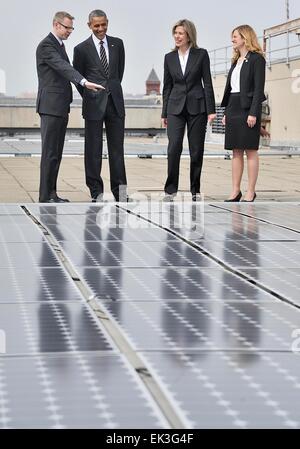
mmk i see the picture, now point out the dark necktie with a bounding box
[100,40,109,77]
[60,42,69,62]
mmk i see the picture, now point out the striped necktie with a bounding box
[100,40,109,77]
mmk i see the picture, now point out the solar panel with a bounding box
[1,202,300,428]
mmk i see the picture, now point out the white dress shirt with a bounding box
[230,60,244,93]
[178,48,190,76]
[92,34,110,63]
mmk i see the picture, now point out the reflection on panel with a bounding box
[79,267,276,302]
[0,354,167,428]
[241,268,300,306]
[197,223,299,242]
[1,202,300,429]
[0,224,45,243]
[0,242,60,268]
[143,351,300,428]
[197,241,300,269]
[0,268,84,303]
[46,224,179,242]
[219,203,300,232]
[60,241,215,268]
[27,204,121,216]
[0,302,114,354]
[103,301,300,351]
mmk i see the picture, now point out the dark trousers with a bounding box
[165,107,207,195]
[84,96,127,200]
[39,114,68,202]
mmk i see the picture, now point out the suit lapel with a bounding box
[184,48,198,78]
[226,62,237,90]
[48,32,61,48]
[48,33,69,62]
[86,36,107,77]
[240,51,251,80]
[226,52,251,93]
[60,45,70,63]
[107,36,114,77]
[170,51,184,79]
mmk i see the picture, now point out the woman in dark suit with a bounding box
[161,19,216,201]
[221,24,266,202]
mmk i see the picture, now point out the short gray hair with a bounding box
[88,10,107,23]
[53,11,74,25]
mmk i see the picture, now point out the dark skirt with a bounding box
[225,93,261,150]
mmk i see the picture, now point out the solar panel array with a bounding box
[0,201,300,428]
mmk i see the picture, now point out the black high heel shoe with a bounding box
[242,193,257,203]
[224,191,242,203]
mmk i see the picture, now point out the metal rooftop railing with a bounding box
[208,18,300,76]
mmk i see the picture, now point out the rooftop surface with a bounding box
[0,147,299,202]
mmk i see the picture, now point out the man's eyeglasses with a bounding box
[57,22,74,31]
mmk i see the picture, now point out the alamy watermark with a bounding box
[0,329,6,354]
[94,191,205,238]
[291,69,300,94]
[291,329,300,354]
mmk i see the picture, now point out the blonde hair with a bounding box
[172,19,199,50]
[231,24,264,63]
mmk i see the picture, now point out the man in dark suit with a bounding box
[36,11,104,203]
[73,9,128,202]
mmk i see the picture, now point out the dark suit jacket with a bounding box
[36,33,83,117]
[73,35,125,120]
[221,51,266,117]
[162,47,215,118]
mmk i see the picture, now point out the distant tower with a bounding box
[146,68,161,95]
[0,69,6,95]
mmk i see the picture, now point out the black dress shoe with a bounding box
[53,196,70,203]
[224,191,242,202]
[41,196,70,203]
[242,193,257,203]
[42,197,69,203]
